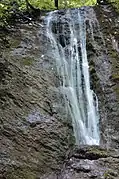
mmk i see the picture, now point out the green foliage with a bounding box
[59,0,96,8]
[0,0,97,27]
[112,0,119,11]
[28,0,96,9]
[0,0,119,27]
[0,1,10,26]
[0,0,21,26]
[28,0,55,9]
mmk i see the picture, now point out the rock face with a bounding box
[39,146,119,179]
[89,5,119,149]
[59,146,119,179]
[0,23,74,178]
[0,4,119,179]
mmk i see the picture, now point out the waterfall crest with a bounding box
[45,8,100,145]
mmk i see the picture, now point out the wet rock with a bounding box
[92,5,119,149]
[0,22,74,179]
[58,146,119,179]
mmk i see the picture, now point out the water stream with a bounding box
[45,8,100,145]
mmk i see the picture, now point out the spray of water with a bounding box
[45,8,100,145]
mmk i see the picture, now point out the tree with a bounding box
[97,0,110,5]
[54,0,58,9]
[25,0,41,16]
[0,0,119,28]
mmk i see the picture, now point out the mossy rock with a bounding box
[109,50,119,59]
[111,73,119,82]
[71,146,109,160]
[6,168,36,179]
[89,66,96,74]
[22,57,34,66]
[86,148,109,159]
[10,39,21,49]
[104,169,118,179]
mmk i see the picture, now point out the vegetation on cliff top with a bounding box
[0,0,95,27]
[0,0,119,27]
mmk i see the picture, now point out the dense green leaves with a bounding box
[24,0,97,9]
[0,0,119,27]
[0,0,96,26]
[0,0,21,26]
[29,0,96,9]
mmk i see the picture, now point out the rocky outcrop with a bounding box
[0,23,74,179]
[59,146,119,179]
[87,5,119,149]
[40,146,119,179]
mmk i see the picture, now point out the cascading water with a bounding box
[45,8,100,145]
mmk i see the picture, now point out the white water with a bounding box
[45,8,100,145]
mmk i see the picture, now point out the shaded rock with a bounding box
[86,5,119,149]
[0,21,74,179]
[58,146,119,179]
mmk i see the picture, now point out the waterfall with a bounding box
[45,8,100,145]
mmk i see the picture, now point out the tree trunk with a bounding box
[25,0,41,17]
[54,0,58,9]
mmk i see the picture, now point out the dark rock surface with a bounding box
[89,5,119,149]
[0,22,74,179]
[40,146,119,179]
[58,146,119,179]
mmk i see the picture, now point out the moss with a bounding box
[114,84,119,93]
[10,39,21,48]
[22,57,34,66]
[104,172,112,179]
[109,50,119,58]
[87,148,109,158]
[104,169,117,179]
[111,73,119,81]
[89,65,96,74]
[7,168,36,179]
[68,134,75,147]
